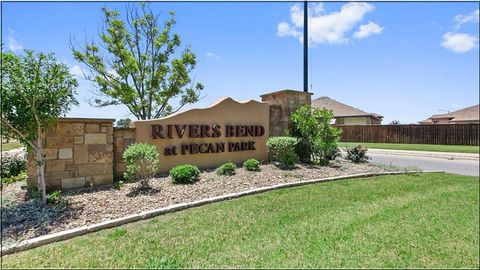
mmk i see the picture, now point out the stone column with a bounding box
[261,89,313,137]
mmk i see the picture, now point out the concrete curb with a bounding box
[1,170,440,256]
[368,149,479,161]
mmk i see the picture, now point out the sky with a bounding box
[2,1,479,124]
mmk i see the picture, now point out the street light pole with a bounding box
[303,1,308,93]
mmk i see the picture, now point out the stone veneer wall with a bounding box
[261,90,313,136]
[27,118,115,191]
[112,128,136,179]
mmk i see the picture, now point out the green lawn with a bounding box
[1,141,23,151]
[339,142,479,154]
[3,173,479,268]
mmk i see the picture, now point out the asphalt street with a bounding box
[369,153,480,177]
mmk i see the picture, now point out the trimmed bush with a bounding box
[123,143,159,189]
[216,162,236,176]
[170,164,200,184]
[345,144,369,163]
[243,159,260,171]
[266,137,299,169]
[1,150,26,178]
[290,105,342,165]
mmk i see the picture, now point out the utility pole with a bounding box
[303,1,308,93]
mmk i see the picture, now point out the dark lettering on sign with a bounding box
[179,143,226,155]
[175,125,187,138]
[151,124,265,139]
[152,125,165,139]
[212,124,221,137]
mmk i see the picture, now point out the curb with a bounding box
[368,149,479,161]
[1,170,440,256]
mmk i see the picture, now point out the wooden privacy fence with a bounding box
[335,124,480,145]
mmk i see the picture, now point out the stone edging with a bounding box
[1,170,440,256]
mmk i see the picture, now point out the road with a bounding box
[369,153,480,177]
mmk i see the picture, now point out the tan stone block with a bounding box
[68,170,77,178]
[123,131,134,139]
[105,144,113,152]
[114,137,123,149]
[74,136,84,144]
[46,126,56,137]
[92,174,113,185]
[46,136,74,148]
[57,123,84,136]
[89,152,113,163]
[107,134,113,144]
[88,144,106,153]
[42,148,58,160]
[100,126,106,133]
[77,163,109,176]
[74,145,88,164]
[46,160,66,172]
[85,123,100,133]
[84,133,106,144]
[47,171,70,179]
[66,164,77,170]
[106,127,114,136]
[59,148,73,159]
[61,177,85,189]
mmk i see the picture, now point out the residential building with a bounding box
[311,96,383,125]
[419,104,479,124]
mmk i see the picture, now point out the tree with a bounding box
[1,50,78,203]
[71,4,203,120]
[389,120,400,125]
[116,118,132,128]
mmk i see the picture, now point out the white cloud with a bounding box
[70,65,84,77]
[206,52,221,60]
[354,21,384,39]
[8,30,23,51]
[441,32,478,53]
[277,2,381,45]
[454,9,479,30]
[277,22,302,40]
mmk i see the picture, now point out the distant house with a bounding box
[419,104,479,124]
[311,96,383,125]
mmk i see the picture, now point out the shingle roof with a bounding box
[420,104,479,123]
[311,96,383,118]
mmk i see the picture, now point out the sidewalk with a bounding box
[368,148,479,161]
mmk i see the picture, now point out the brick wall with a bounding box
[27,118,115,191]
[261,90,313,136]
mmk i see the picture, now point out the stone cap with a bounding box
[260,89,313,98]
[57,118,115,123]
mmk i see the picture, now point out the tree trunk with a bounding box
[36,131,47,204]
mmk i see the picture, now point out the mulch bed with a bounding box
[1,160,401,247]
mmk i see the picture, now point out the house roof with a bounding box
[311,96,383,119]
[420,104,479,123]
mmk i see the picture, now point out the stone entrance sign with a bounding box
[134,97,270,173]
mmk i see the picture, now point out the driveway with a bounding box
[369,153,480,177]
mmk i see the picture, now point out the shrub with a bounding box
[243,159,260,171]
[123,143,159,189]
[216,162,236,175]
[266,137,299,169]
[1,149,26,178]
[1,171,27,187]
[170,164,200,184]
[345,144,369,163]
[46,190,68,208]
[113,180,124,190]
[290,105,342,165]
